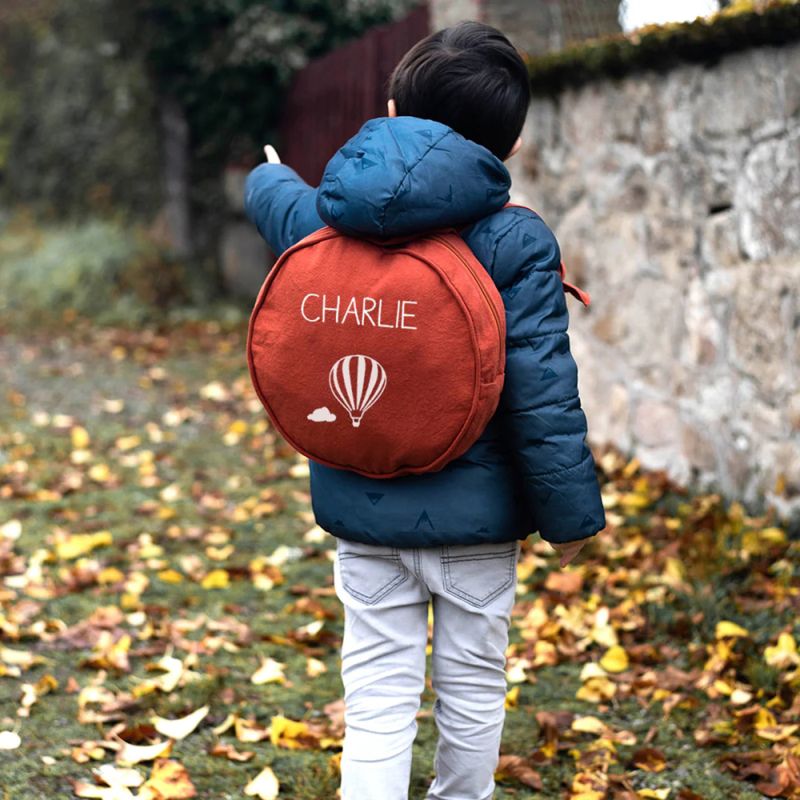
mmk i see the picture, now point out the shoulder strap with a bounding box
[502,202,591,308]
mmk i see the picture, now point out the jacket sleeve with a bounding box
[243,163,325,256]
[496,211,606,544]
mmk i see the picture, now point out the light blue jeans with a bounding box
[333,537,522,800]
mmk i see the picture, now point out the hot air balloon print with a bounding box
[329,355,387,428]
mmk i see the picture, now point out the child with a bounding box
[244,20,606,800]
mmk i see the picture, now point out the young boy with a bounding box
[244,20,605,800]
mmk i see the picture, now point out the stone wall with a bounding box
[506,41,800,521]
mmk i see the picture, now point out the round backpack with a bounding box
[246,224,506,479]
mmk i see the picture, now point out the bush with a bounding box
[0,216,189,325]
[527,0,800,95]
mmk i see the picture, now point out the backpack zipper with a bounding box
[429,234,502,338]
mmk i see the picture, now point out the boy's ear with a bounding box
[505,136,522,161]
[387,98,397,118]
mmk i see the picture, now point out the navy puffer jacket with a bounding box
[244,115,605,547]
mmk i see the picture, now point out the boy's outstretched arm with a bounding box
[496,211,606,547]
[243,151,325,256]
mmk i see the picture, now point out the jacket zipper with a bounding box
[430,234,502,339]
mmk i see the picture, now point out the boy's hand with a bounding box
[549,539,586,568]
[264,144,281,164]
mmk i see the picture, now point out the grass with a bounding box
[0,317,797,799]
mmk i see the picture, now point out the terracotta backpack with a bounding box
[247,204,588,479]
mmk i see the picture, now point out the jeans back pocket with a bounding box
[337,539,408,605]
[440,543,518,608]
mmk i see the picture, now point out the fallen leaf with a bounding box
[715,621,750,639]
[251,658,287,685]
[600,645,629,673]
[114,737,173,766]
[152,706,209,740]
[201,569,230,589]
[56,531,113,560]
[0,730,21,750]
[495,754,543,789]
[139,759,196,799]
[244,766,280,799]
[209,742,255,762]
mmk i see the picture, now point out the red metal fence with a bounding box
[279,4,430,185]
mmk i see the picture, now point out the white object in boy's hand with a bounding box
[264,144,281,164]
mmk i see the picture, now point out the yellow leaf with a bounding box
[269,715,310,749]
[114,737,173,766]
[306,657,327,678]
[759,527,787,544]
[1,647,41,669]
[160,484,182,503]
[712,679,732,696]
[139,759,196,799]
[88,464,112,483]
[289,460,310,478]
[92,764,144,789]
[730,688,753,705]
[72,781,135,799]
[199,381,229,402]
[115,435,141,452]
[140,653,185,693]
[56,531,113,560]
[505,685,520,709]
[765,632,800,669]
[571,716,609,735]
[576,677,617,703]
[638,790,671,799]
[755,707,777,728]
[98,567,125,585]
[579,663,608,682]
[212,713,237,736]
[244,766,280,799]
[251,658,287,685]
[201,569,229,590]
[303,525,327,543]
[715,621,750,639]
[152,706,209,740]
[600,646,629,673]
[72,426,91,449]
[235,718,270,743]
[87,633,131,672]
[505,660,528,684]
[157,569,184,584]
[102,398,125,413]
[755,723,800,742]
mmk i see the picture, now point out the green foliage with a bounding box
[0,217,188,324]
[0,2,162,218]
[0,0,417,220]
[134,0,417,168]
[527,0,800,95]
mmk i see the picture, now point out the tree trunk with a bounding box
[159,95,192,258]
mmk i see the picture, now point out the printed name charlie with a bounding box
[301,293,418,330]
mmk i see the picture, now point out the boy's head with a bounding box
[386,21,530,162]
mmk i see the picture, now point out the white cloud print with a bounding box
[307,406,337,423]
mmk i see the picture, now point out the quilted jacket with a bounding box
[244,115,606,547]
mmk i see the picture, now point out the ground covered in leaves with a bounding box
[1,319,798,800]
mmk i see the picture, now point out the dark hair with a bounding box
[387,21,530,161]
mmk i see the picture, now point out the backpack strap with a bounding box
[502,202,591,308]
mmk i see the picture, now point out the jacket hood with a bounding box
[316,116,511,237]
